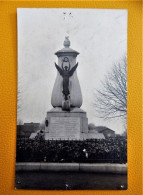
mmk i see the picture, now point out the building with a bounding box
[95,126,115,138]
[87,130,105,139]
[17,122,40,138]
[17,125,25,138]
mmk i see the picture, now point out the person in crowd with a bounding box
[16,137,127,164]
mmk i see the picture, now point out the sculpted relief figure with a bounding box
[51,37,83,109]
[55,57,78,102]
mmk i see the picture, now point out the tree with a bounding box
[17,118,23,125]
[17,73,24,124]
[17,72,24,114]
[121,130,127,138]
[88,123,96,130]
[17,89,22,114]
[94,56,127,120]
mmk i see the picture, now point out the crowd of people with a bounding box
[16,137,127,163]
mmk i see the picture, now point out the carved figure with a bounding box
[55,57,78,101]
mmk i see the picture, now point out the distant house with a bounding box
[23,122,40,131]
[87,130,105,140]
[88,124,105,139]
[17,122,40,138]
[95,126,115,138]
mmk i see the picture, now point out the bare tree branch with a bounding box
[94,55,127,120]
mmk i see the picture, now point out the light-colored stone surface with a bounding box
[40,163,79,172]
[16,163,127,174]
[81,117,88,133]
[51,39,82,108]
[87,132,105,139]
[48,117,81,140]
[79,163,127,174]
[47,112,86,118]
[48,107,86,113]
[16,163,41,171]
[45,110,88,140]
[29,132,37,139]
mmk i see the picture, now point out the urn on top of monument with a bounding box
[51,37,83,109]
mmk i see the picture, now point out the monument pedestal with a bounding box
[45,107,88,140]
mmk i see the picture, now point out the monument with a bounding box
[44,37,88,140]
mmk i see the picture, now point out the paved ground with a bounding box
[15,171,127,190]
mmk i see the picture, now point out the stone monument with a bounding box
[45,37,88,140]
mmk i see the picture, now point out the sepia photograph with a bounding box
[15,8,127,190]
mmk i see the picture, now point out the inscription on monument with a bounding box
[49,117,81,139]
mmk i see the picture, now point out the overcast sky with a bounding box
[17,8,127,134]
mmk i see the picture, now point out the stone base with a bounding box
[45,107,88,140]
